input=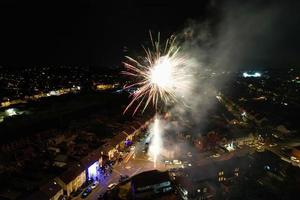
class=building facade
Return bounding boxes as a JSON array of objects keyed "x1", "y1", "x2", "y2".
[{"x1": 55, "y1": 164, "x2": 86, "y2": 196}]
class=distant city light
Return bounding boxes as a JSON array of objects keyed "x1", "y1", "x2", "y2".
[
  {"x1": 243, "y1": 72, "x2": 261, "y2": 78},
  {"x1": 96, "y1": 84, "x2": 115, "y2": 91},
  {"x1": 49, "y1": 91, "x2": 59, "y2": 96}
]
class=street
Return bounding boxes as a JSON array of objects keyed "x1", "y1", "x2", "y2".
[{"x1": 73, "y1": 134, "x2": 167, "y2": 200}]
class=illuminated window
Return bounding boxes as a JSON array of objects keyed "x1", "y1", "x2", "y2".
[
  {"x1": 203, "y1": 188, "x2": 207, "y2": 193},
  {"x1": 88, "y1": 162, "x2": 99, "y2": 178},
  {"x1": 218, "y1": 171, "x2": 224, "y2": 176}
]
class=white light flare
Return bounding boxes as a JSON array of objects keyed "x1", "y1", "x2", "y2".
[
  {"x1": 150, "y1": 56, "x2": 173, "y2": 89},
  {"x1": 122, "y1": 33, "x2": 192, "y2": 115},
  {"x1": 148, "y1": 116, "x2": 162, "y2": 168}
]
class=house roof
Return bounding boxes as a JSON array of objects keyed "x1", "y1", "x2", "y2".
[
  {"x1": 132, "y1": 170, "x2": 170, "y2": 189},
  {"x1": 132, "y1": 121, "x2": 143, "y2": 129},
  {"x1": 110, "y1": 133, "x2": 128, "y2": 147},
  {"x1": 101, "y1": 143, "x2": 115, "y2": 154},
  {"x1": 40, "y1": 180, "x2": 62, "y2": 199},
  {"x1": 25, "y1": 190, "x2": 48, "y2": 200},
  {"x1": 175, "y1": 176, "x2": 195, "y2": 191},
  {"x1": 122, "y1": 126, "x2": 135, "y2": 135},
  {"x1": 187, "y1": 155, "x2": 251, "y2": 181},
  {"x1": 58, "y1": 163, "x2": 85, "y2": 184},
  {"x1": 54, "y1": 154, "x2": 68, "y2": 162},
  {"x1": 80, "y1": 148, "x2": 102, "y2": 168},
  {"x1": 187, "y1": 165, "x2": 218, "y2": 180}
]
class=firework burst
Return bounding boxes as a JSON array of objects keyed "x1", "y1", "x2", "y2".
[{"x1": 122, "y1": 32, "x2": 189, "y2": 115}]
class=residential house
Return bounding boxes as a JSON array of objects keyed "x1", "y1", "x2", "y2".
[
  {"x1": 26, "y1": 180, "x2": 63, "y2": 200},
  {"x1": 80, "y1": 148, "x2": 102, "y2": 181},
  {"x1": 55, "y1": 164, "x2": 86, "y2": 196}
]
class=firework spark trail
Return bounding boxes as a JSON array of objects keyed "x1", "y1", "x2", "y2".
[
  {"x1": 122, "y1": 32, "x2": 190, "y2": 115},
  {"x1": 148, "y1": 116, "x2": 162, "y2": 168}
]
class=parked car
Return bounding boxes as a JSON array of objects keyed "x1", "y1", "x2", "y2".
[
  {"x1": 107, "y1": 183, "x2": 117, "y2": 190},
  {"x1": 119, "y1": 175, "x2": 129, "y2": 183},
  {"x1": 81, "y1": 187, "x2": 92, "y2": 198},
  {"x1": 98, "y1": 192, "x2": 108, "y2": 200},
  {"x1": 97, "y1": 194, "x2": 104, "y2": 200},
  {"x1": 71, "y1": 188, "x2": 82, "y2": 197},
  {"x1": 91, "y1": 181, "x2": 99, "y2": 189}
]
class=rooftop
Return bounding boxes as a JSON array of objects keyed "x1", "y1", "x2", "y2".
[
  {"x1": 39, "y1": 180, "x2": 62, "y2": 199},
  {"x1": 58, "y1": 163, "x2": 84, "y2": 184},
  {"x1": 80, "y1": 147, "x2": 102, "y2": 168},
  {"x1": 132, "y1": 170, "x2": 171, "y2": 189}
]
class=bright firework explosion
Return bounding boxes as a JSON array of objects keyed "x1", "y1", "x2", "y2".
[
  {"x1": 122, "y1": 32, "x2": 189, "y2": 115},
  {"x1": 123, "y1": 33, "x2": 190, "y2": 167}
]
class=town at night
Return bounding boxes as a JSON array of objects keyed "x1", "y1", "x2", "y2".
[{"x1": 0, "y1": 1, "x2": 300, "y2": 200}]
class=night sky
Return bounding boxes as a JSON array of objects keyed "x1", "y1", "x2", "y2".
[{"x1": 0, "y1": 0, "x2": 299, "y2": 69}]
